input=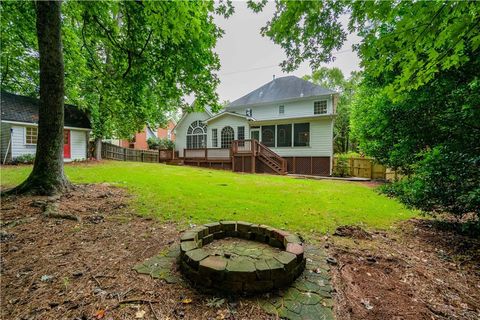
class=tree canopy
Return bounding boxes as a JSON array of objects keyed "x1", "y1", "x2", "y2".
[
  {"x1": 1, "y1": 0, "x2": 229, "y2": 139},
  {"x1": 251, "y1": 0, "x2": 480, "y2": 98}
]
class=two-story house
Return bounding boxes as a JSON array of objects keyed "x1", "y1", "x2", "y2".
[{"x1": 174, "y1": 76, "x2": 337, "y2": 176}]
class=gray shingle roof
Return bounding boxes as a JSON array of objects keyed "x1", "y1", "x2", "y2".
[
  {"x1": 228, "y1": 75, "x2": 336, "y2": 108},
  {"x1": 1, "y1": 91, "x2": 91, "y2": 129}
]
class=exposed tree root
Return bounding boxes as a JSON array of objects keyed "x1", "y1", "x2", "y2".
[
  {"x1": 42, "y1": 201, "x2": 81, "y2": 222},
  {"x1": 2, "y1": 173, "x2": 73, "y2": 197}
]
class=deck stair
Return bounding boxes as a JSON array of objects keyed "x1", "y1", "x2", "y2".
[{"x1": 232, "y1": 139, "x2": 287, "y2": 175}]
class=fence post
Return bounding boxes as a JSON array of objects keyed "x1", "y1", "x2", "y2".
[
  {"x1": 141, "y1": 152, "x2": 144, "y2": 162},
  {"x1": 124, "y1": 148, "x2": 127, "y2": 161},
  {"x1": 370, "y1": 160, "x2": 373, "y2": 179}
]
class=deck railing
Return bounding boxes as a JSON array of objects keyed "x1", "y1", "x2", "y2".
[
  {"x1": 184, "y1": 148, "x2": 231, "y2": 160},
  {"x1": 231, "y1": 139, "x2": 255, "y2": 154},
  {"x1": 183, "y1": 140, "x2": 286, "y2": 174}
]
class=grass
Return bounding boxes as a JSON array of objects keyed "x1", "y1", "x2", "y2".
[{"x1": 0, "y1": 161, "x2": 418, "y2": 235}]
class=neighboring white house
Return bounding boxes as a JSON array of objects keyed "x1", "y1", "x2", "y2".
[
  {"x1": 0, "y1": 92, "x2": 91, "y2": 163},
  {"x1": 174, "y1": 76, "x2": 338, "y2": 176}
]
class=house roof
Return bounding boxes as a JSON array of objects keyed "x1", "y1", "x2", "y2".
[
  {"x1": 1, "y1": 91, "x2": 91, "y2": 129},
  {"x1": 203, "y1": 111, "x2": 254, "y2": 123},
  {"x1": 228, "y1": 75, "x2": 336, "y2": 108},
  {"x1": 173, "y1": 103, "x2": 215, "y2": 131}
]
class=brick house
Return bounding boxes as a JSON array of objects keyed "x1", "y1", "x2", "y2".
[{"x1": 119, "y1": 121, "x2": 176, "y2": 150}]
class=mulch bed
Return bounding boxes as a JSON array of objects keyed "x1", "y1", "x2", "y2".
[
  {"x1": 1, "y1": 183, "x2": 479, "y2": 320},
  {"x1": 0, "y1": 184, "x2": 269, "y2": 320}
]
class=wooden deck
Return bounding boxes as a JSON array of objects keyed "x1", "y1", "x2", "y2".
[
  {"x1": 182, "y1": 140, "x2": 287, "y2": 175},
  {"x1": 100, "y1": 141, "x2": 331, "y2": 176}
]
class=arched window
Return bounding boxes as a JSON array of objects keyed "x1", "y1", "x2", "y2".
[
  {"x1": 186, "y1": 121, "x2": 207, "y2": 149},
  {"x1": 221, "y1": 126, "x2": 234, "y2": 148}
]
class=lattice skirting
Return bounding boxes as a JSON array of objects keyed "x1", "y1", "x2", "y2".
[{"x1": 284, "y1": 157, "x2": 331, "y2": 176}]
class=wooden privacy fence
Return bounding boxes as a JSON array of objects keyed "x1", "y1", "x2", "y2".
[
  {"x1": 333, "y1": 156, "x2": 399, "y2": 180},
  {"x1": 101, "y1": 142, "x2": 175, "y2": 163}
]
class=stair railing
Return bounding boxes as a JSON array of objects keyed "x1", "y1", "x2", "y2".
[{"x1": 254, "y1": 140, "x2": 287, "y2": 174}]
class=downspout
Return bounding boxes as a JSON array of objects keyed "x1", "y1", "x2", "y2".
[{"x1": 3, "y1": 128, "x2": 12, "y2": 165}]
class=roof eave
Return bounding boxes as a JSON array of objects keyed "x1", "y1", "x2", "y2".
[
  {"x1": 203, "y1": 111, "x2": 251, "y2": 124},
  {"x1": 228, "y1": 92, "x2": 337, "y2": 109}
]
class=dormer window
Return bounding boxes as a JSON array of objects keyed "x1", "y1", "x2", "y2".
[
  {"x1": 279, "y1": 105, "x2": 284, "y2": 115},
  {"x1": 246, "y1": 108, "x2": 252, "y2": 117},
  {"x1": 314, "y1": 100, "x2": 327, "y2": 114}
]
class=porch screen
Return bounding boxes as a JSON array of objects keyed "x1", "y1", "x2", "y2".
[
  {"x1": 187, "y1": 120, "x2": 207, "y2": 149},
  {"x1": 294, "y1": 123, "x2": 310, "y2": 146},
  {"x1": 277, "y1": 124, "x2": 292, "y2": 147},
  {"x1": 261, "y1": 125, "x2": 275, "y2": 147}
]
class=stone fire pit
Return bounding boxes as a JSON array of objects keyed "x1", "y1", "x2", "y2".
[{"x1": 179, "y1": 221, "x2": 306, "y2": 294}]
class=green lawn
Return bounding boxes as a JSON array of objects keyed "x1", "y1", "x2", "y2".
[{"x1": 0, "y1": 161, "x2": 417, "y2": 235}]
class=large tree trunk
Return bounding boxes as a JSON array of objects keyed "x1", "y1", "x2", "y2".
[
  {"x1": 94, "y1": 137, "x2": 102, "y2": 160},
  {"x1": 7, "y1": 1, "x2": 71, "y2": 195}
]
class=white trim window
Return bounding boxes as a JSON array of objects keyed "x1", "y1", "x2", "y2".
[
  {"x1": 212, "y1": 128, "x2": 218, "y2": 147},
  {"x1": 25, "y1": 126, "x2": 38, "y2": 145},
  {"x1": 279, "y1": 105, "x2": 285, "y2": 115},
  {"x1": 314, "y1": 100, "x2": 327, "y2": 114},
  {"x1": 221, "y1": 126, "x2": 234, "y2": 148},
  {"x1": 237, "y1": 126, "x2": 245, "y2": 140},
  {"x1": 186, "y1": 120, "x2": 207, "y2": 149}
]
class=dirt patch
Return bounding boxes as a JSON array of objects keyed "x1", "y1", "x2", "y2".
[
  {"x1": 333, "y1": 225, "x2": 372, "y2": 240},
  {"x1": 0, "y1": 184, "x2": 270, "y2": 320},
  {"x1": 328, "y1": 220, "x2": 480, "y2": 320}
]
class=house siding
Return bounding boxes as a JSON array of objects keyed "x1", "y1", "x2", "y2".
[
  {"x1": 70, "y1": 130, "x2": 88, "y2": 160},
  {"x1": 11, "y1": 125, "x2": 37, "y2": 159},
  {"x1": 4, "y1": 124, "x2": 87, "y2": 162},
  {"x1": 0, "y1": 122, "x2": 12, "y2": 162},
  {"x1": 227, "y1": 96, "x2": 334, "y2": 121},
  {"x1": 206, "y1": 115, "x2": 250, "y2": 148},
  {"x1": 174, "y1": 112, "x2": 211, "y2": 157},
  {"x1": 268, "y1": 118, "x2": 333, "y2": 157}
]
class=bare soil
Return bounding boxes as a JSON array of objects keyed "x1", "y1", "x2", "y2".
[
  {"x1": 328, "y1": 221, "x2": 480, "y2": 320},
  {"x1": 1, "y1": 184, "x2": 479, "y2": 320}
]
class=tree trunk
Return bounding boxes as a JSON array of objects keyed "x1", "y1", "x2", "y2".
[
  {"x1": 7, "y1": 1, "x2": 71, "y2": 195},
  {"x1": 95, "y1": 137, "x2": 102, "y2": 160}
]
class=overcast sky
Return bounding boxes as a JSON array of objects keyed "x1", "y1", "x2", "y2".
[{"x1": 212, "y1": 1, "x2": 361, "y2": 103}]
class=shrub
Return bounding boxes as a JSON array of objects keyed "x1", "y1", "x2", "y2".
[
  {"x1": 12, "y1": 154, "x2": 35, "y2": 164},
  {"x1": 380, "y1": 146, "x2": 480, "y2": 221},
  {"x1": 147, "y1": 137, "x2": 160, "y2": 150},
  {"x1": 333, "y1": 154, "x2": 350, "y2": 177},
  {"x1": 147, "y1": 137, "x2": 175, "y2": 150},
  {"x1": 159, "y1": 138, "x2": 175, "y2": 150}
]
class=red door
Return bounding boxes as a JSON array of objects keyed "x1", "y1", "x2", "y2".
[{"x1": 63, "y1": 129, "x2": 71, "y2": 159}]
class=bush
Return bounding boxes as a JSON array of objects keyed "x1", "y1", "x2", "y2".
[
  {"x1": 12, "y1": 154, "x2": 35, "y2": 164},
  {"x1": 333, "y1": 154, "x2": 350, "y2": 177},
  {"x1": 380, "y1": 146, "x2": 480, "y2": 221},
  {"x1": 147, "y1": 137, "x2": 175, "y2": 150}
]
